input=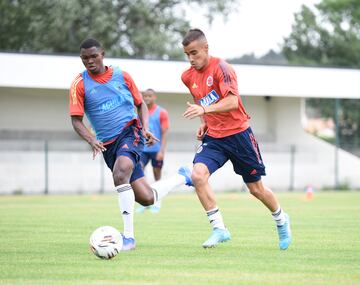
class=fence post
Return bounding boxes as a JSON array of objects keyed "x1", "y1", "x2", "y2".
[
  {"x1": 100, "y1": 157, "x2": 105, "y2": 194},
  {"x1": 289, "y1": 144, "x2": 296, "y2": 191},
  {"x1": 334, "y1": 98, "x2": 340, "y2": 190},
  {"x1": 44, "y1": 140, "x2": 49, "y2": 195}
]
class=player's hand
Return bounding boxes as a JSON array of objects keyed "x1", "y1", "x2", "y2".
[
  {"x1": 197, "y1": 123, "x2": 208, "y2": 141},
  {"x1": 156, "y1": 150, "x2": 164, "y2": 161},
  {"x1": 143, "y1": 129, "x2": 159, "y2": 146},
  {"x1": 89, "y1": 138, "x2": 107, "y2": 160},
  {"x1": 183, "y1": 102, "x2": 205, "y2": 119}
]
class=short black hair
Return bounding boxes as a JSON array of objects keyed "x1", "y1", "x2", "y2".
[
  {"x1": 79, "y1": 38, "x2": 102, "y2": 50},
  {"x1": 182, "y1": 29, "x2": 207, "y2": 46},
  {"x1": 145, "y1": 88, "x2": 155, "y2": 93}
]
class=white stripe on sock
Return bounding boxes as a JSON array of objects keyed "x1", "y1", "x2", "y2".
[
  {"x1": 116, "y1": 184, "x2": 135, "y2": 238},
  {"x1": 272, "y1": 207, "x2": 286, "y2": 226},
  {"x1": 151, "y1": 173, "x2": 185, "y2": 202},
  {"x1": 206, "y1": 207, "x2": 226, "y2": 230}
]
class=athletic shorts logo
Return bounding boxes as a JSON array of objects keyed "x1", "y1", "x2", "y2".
[
  {"x1": 206, "y1": 76, "x2": 213, "y2": 87},
  {"x1": 196, "y1": 143, "x2": 207, "y2": 153}
]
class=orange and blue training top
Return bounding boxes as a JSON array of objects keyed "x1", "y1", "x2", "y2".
[
  {"x1": 143, "y1": 104, "x2": 169, "y2": 153},
  {"x1": 69, "y1": 66, "x2": 142, "y2": 143},
  {"x1": 181, "y1": 56, "x2": 250, "y2": 138}
]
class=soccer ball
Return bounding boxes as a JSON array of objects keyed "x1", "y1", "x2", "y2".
[{"x1": 89, "y1": 226, "x2": 123, "y2": 259}]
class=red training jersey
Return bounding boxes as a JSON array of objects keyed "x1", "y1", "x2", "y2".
[
  {"x1": 181, "y1": 56, "x2": 250, "y2": 138},
  {"x1": 69, "y1": 66, "x2": 142, "y2": 116}
]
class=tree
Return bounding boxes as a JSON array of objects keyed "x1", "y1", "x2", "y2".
[
  {"x1": 306, "y1": 98, "x2": 360, "y2": 156},
  {"x1": 0, "y1": 0, "x2": 238, "y2": 59},
  {"x1": 282, "y1": 0, "x2": 360, "y2": 156},
  {"x1": 282, "y1": 0, "x2": 360, "y2": 67},
  {"x1": 228, "y1": 50, "x2": 288, "y2": 65}
]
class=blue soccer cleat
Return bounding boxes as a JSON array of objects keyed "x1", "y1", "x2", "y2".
[
  {"x1": 136, "y1": 206, "x2": 146, "y2": 214},
  {"x1": 178, "y1": 166, "x2": 193, "y2": 186},
  {"x1": 149, "y1": 205, "x2": 161, "y2": 214},
  {"x1": 277, "y1": 213, "x2": 292, "y2": 250},
  {"x1": 136, "y1": 205, "x2": 161, "y2": 214},
  {"x1": 121, "y1": 235, "x2": 136, "y2": 251},
  {"x1": 202, "y1": 228, "x2": 231, "y2": 248}
]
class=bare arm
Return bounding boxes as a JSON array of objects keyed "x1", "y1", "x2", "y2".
[
  {"x1": 71, "y1": 116, "x2": 106, "y2": 159},
  {"x1": 183, "y1": 93, "x2": 239, "y2": 119},
  {"x1": 136, "y1": 99, "x2": 159, "y2": 145},
  {"x1": 156, "y1": 127, "x2": 168, "y2": 160},
  {"x1": 137, "y1": 99, "x2": 149, "y2": 132},
  {"x1": 160, "y1": 127, "x2": 168, "y2": 154}
]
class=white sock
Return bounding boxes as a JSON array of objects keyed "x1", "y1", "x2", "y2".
[
  {"x1": 207, "y1": 208, "x2": 226, "y2": 230},
  {"x1": 272, "y1": 207, "x2": 286, "y2": 226},
  {"x1": 116, "y1": 184, "x2": 135, "y2": 238},
  {"x1": 151, "y1": 173, "x2": 186, "y2": 202}
]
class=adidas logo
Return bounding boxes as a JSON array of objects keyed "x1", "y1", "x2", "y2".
[
  {"x1": 122, "y1": 211, "x2": 130, "y2": 215},
  {"x1": 250, "y1": 169, "x2": 257, "y2": 175}
]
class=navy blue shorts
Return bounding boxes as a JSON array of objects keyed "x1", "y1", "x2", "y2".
[
  {"x1": 140, "y1": 152, "x2": 164, "y2": 169},
  {"x1": 102, "y1": 124, "x2": 145, "y2": 183},
  {"x1": 193, "y1": 127, "x2": 266, "y2": 183}
]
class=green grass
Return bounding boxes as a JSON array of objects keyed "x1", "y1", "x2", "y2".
[{"x1": 0, "y1": 192, "x2": 360, "y2": 285}]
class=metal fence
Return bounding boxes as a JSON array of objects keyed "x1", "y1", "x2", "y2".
[{"x1": 0, "y1": 138, "x2": 359, "y2": 195}]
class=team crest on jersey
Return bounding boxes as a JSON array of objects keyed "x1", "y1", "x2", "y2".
[
  {"x1": 199, "y1": 90, "x2": 220, "y2": 107},
  {"x1": 206, "y1": 76, "x2": 213, "y2": 87}
]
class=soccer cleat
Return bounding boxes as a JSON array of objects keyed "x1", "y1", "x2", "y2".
[
  {"x1": 136, "y1": 206, "x2": 146, "y2": 214},
  {"x1": 202, "y1": 228, "x2": 231, "y2": 248},
  {"x1": 277, "y1": 213, "x2": 292, "y2": 250},
  {"x1": 121, "y1": 235, "x2": 136, "y2": 251},
  {"x1": 149, "y1": 205, "x2": 161, "y2": 214},
  {"x1": 178, "y1": 166, "x2": 193, "y2": 186}
]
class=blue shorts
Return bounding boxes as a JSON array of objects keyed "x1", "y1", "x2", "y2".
[
  {"x1": 193, "y1": 127, "x2": 266, "y2": 183},
  {"x1": 102, "y1": 124, "x2": 145, "y2": 183},
  {"x1": 140, "y1": 152, "x2": 164, "y2": 169}
]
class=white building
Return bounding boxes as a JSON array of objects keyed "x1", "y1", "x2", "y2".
[{"x1": 0, "y1": 52, "x2": 359, "y2": 194}]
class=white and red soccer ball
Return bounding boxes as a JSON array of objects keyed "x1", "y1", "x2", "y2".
[{"x1": 89, "y1": 226, "x2": 123, "y2": 260}]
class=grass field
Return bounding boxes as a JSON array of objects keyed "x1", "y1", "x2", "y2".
[{"x1": 0, "y1": 192, "x2": 359, "y2": 285}]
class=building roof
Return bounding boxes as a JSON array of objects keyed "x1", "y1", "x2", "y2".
[{"x1": 0, "y1": 52, "x2": 359, "y2": 98}]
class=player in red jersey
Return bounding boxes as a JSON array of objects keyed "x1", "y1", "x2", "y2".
[{"x1": 181, "y1": 29, "x2": 292, "y2": 249}]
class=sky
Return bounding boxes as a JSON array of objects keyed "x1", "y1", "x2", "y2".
[{"x1": 186, "y1": 0, "x2": 320, "y2": 59}]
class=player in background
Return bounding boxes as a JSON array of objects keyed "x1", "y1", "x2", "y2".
[
  {"x1": 69, "y1": 38, "x2": 192, "y2": 251},
  {"x1": 137, "y1": 88, "x2": 169, "y2": 213},
  {"x1": 181, "y1": 29, "x2": 292, "y2": 249}
]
